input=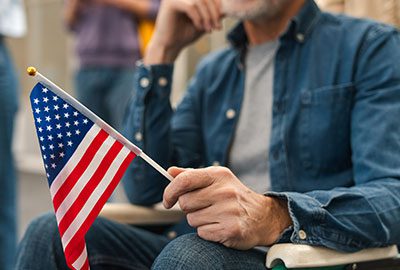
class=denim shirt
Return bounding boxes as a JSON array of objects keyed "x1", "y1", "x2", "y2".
[{"x1": 123, "y1": 0, "x2": 400, "y2": 251}]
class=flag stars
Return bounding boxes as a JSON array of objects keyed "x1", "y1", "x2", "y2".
[
  {"x1": 40, "y1": 136, "x2": 44, "y2": 142},
  {"x1": 35, "y1": 108, "x2": 41, "y2": 114},
  {"x1": 45, "y1": 164, "x2": 48, "y2": 169},
  {"x1": 49, "y1": 144, "x2": 55, "y2": 150},
  {"x1": 53, "y1": 96, "x2": 59, "y2": 101},
  {"x1": 46, "y1": 125, "x2": 53, "y2": 131},
  {"x1": 73, "y1": 111, "x2": 78, "y2": 117},
  {"x1": 58, "y1": 143, "x2": 64, "y2": 148},
  {"x1": 43, "y1": 155, "x2": 47, "y2": 160},
  {"x1": 74, "y1": 120, "x2": 79, "y2": 126},
  {"x1": 43, "y1": 97, "x2": 49, "y2": 103},
  {"x1": 33, "y1": 98, "x2": 39, "y2": 105},
  {"x1": 36, "y1": 117, "x2": 42, "y2": 124},
  {"x1": 65, "y1": 122, "x2": 71, "y2": 128},
  {"x1": 50, "y1": 154, "x2": 55, "y2": 159},
  {"x1": 67, "y1": 141, "x2": 73, "y2": 147},
  {"x1": 83, "y1": 119, "x2": 88, "y2": 124},
  {"x1": 38, "y1": 127, "x2": 43, "y2": 133},
  {"x1": 47, "y1": 173, "x2": 50, "y2": 177},
  {"x1": 54, "y1": 105, "x2": 59, "y2": 111},
  {"x1": 55, "y1": 114, "x2": 61, "y2": 120},
  {"x1": 63, "y1": 103, "x2": 69, "y2": 109},
  {"x1": 41, "y1": 145, "x2": 46, "y2": 151},
  {"x1": 51, "y1": 163, "x2": 56, "y2": 169},
  {"x1": 59, "y1": 152, "x2": 65, "y2": 158},
  {"x1": 56, "y1": 124, "x2": 62, "y2": 129},
  {"x1": 44, "y1": 106, "x2": 50, "y2": 112},
  {"x1": 47, "y1": 135, "x2": 53, "y2": 141},
  {"x1": 75, "y1": 129, "x2": 81, "y2": 135},
  {"x1": 57, "y1": 133, "x2": 63, "y2": 139},
  {"x1": 64, "y1": 112, "x2": 70, "y2": 118},
  {"x1": 45, "y1": 116, "x2": 51, "y2": 122},
  {"x1": 66, "y1": 132, "x2": 72, "y2": 137},
  {"x1": 42, "y1": 87, "x2": 49, "y2": 93}
]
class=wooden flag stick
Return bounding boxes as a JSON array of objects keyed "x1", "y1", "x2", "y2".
[{"x1": 27, "y1": 66, "x2": 174, "y2": 182}]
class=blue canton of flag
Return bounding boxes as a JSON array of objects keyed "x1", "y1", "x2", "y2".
[{"x1": 31, "y1": 83, "x2": 93, "y2": 185}]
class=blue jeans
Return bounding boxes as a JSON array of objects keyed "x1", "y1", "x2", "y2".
[
  {"x1": 75, "y1": 67, "x2": 135, "y2": 131},
  {"x1": 0, "y1": 37, "x2": 18, "y2": 270},
  {"x1": 15, "y1": 214, "x2": 267, "y2": 269}
]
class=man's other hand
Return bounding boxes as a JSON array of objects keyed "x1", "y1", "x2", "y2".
[
  {"x1": 144, "y1": 0, "x2": 224, "y2": 65},
  {"x1": 163, "y1": 166, "x2": 293, "y2": 250}
]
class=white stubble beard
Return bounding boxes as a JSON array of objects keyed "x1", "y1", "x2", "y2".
[{"x1": 221, "y1": 0, "x2": 289, "y2": 20}]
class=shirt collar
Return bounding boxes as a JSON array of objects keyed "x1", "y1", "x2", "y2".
[{"x1": 227, "y1": 0, "x2": 321, "y2": 48}]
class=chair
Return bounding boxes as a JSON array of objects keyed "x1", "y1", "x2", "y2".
[{"x1": 99, "y1": 203, "x2": 399, "y2": 270}]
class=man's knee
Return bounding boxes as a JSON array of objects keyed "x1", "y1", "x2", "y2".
[
  {"x1": 152, "y1": 233, "x2": 225, "y2": 269},
  {"x1": 22, "y1": 213, "x2": 60, "y2": 248}
]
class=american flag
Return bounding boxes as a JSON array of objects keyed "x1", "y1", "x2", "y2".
[{"x1": 30, "y1": 82, "x2": 136, "y2": 270}]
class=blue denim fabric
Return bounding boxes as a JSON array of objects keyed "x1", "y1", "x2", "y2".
[
  {"x1": 15, "y1": 214, "x2": 265, "y2": 269},
  {"x1": 0, "y1": 37, "x2": 18, "y2": 269},
  {"x1": 152, "y1": 234, "x2": 266, "y2": 270},
  {"x1": 15, "y1": 213, "x2": 170, "y2": 269},
  {"x1": 123, "y1": 0, "x2": 400, "y2": 251},
  {"x1": 74, "y1": 67, "x2": 135, "y2": 131}
]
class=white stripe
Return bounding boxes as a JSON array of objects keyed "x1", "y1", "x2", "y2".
[
  {"x1": 50, "y1": 125, "x2": 101, "y2": 196},
  {"x1": 55, "y1": 136, "x2": 116, "y2": 224},
  {"x1": 72, "y1": 244, "x2": 88, "y2": 270},
  {"x1": 61, "y1": 147, "x2": 130, "y2": 249}
]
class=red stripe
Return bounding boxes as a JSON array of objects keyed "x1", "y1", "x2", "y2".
[
  {"x1": 58, "y1": 141, "x2": 123, "y2": 236},
  {"x1": 52, "y1": 129, "x2": 108, "y2": 211},
  {"x1": 65, "y1": 239, "x2": 85, "y2": 270},
  {"x1": 64, "y1": 152, "x2": 135, "y2": 262}
]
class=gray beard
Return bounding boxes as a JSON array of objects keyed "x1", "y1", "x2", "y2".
[{"x1": 221, "y1": 0, "x2": 289, "y2": 20}]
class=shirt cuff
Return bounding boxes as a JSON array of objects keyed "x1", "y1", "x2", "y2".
[
  {"x1": 265, "y1": 191, "x2": 326, "y2": 246},
  {"x1": 135, "y1": 60, "x2": 174, "y2": 101}
]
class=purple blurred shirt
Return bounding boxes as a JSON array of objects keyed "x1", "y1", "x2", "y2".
[{"x1": 69, "y1": 1, "x2": 160, "y2": 68}]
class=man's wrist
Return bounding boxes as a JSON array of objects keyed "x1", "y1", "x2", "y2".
[
  {"x1": 259, "y1": 196, "x2": 292, "y2": 246},
  {"x1": 143, "y1": 42, "x2": 181, "y2": 65}
]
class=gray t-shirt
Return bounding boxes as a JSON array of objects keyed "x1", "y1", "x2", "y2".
[{"x1": 229, "y1": 40, "x2": 279, "y2": 194}]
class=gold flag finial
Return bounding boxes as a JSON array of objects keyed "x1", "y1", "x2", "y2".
[{"x1": 27, "y1": 66, "x2": 37, "y2": 76}]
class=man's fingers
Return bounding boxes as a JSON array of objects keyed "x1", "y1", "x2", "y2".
[
  {"x1": 197, "y1": 223, "x2": 223, "y2": 243},
  {"x1": 195, "y1": 0, "x2": 213, "y2": 31},
  {"x1": 163, "y1": 168, "x2": 214, "y2": 209},
  {"x1": 178, "y1": 188, "x2": 213, "y2": 213},
  {"x1": 204, "y1": 0, "x2": 222, "y2": 29},
  {"x1": 167, "y1": 166, "x2": 187, "y2": 178}
]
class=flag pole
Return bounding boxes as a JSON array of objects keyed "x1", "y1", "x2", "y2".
[{"x1": 27, "y1": 66, "x2": 173, "y2": 182}]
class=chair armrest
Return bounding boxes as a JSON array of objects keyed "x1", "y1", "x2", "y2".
[
  {"x1": 266, "y1": 243, "x2": 398, "y2": 268},
  {"x1": 99, "y1": 203, "x2": 185, "y2": 225}
]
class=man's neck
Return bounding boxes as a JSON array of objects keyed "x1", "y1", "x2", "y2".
[{"x1": 244, "y1": 0, "x2": 306, "y2": 45}]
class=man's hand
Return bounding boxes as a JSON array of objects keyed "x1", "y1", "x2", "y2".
[
  {"x1": 163, "y1": 166, "x2": 293, "y2": 250},
  {"x1": 144, "y1": 0, "x2": 224, "y2": 65}
]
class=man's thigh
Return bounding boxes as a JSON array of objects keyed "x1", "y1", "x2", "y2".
[
  {"x1": 16, "y1": 213, "x2": 170, "y2": 270},
  {"x1": 153, "y1": 233, "x2": 267, "y2": 270}
]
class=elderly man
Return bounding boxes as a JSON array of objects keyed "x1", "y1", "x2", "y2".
[{"x1": 16, "y1": 0, "x2": 400, "y2": 269}]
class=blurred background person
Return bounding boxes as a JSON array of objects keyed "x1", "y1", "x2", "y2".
[
  {"x1": 64, "y1": 0, "x2": 160, "y2": 131},
  {"x1": 0, "y1": 0, "x2": 26, "y2": 268}
]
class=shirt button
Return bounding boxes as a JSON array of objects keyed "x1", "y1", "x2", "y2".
[
  {"x1": 167, "y1": 231, "x2": 177, "y2": 239},
  {"x1": 298, "y1": 229, "x2": 307, "y2": 240},
  {"x1": 158, "y1": 77, "x2": 168, "y2": 87},
  {"x1": 134, "y1": 132, "x2": 143, "y2": 141},
  {"x1": 212, "y1": 161, "x2": 220, "y2": 166},
  {"x1": 226, "y1": 109, "x2": 236, "y2": 119},
  {"x1": 140, "y1": 77, "x2": 150, "y2": 88},
  {"x1": 296, "y1": 33, "x2": 305, "y2": 42}
]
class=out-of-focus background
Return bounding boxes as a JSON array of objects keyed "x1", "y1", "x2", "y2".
[{"x1": 2, "y1": 0, "x2": 400, "y2": 252}]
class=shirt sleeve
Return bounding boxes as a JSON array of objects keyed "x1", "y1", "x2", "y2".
[
  {"x1": 122, "y1": 61, "x2": 206, "y2": 205},
  {"x1": 268, "y1": 26, "x2": 400, "y2": 252}
]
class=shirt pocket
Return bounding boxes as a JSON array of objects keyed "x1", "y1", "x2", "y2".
[{"x1": 298, "y1": 83, "x2": 354, "y2": 176}]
